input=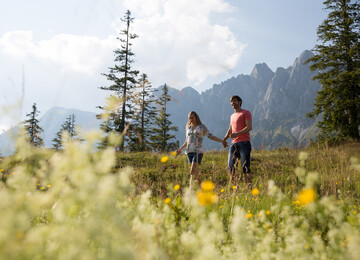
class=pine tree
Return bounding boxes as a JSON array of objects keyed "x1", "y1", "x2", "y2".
[
  {"x1": 52, "y1": 114, "x2": 83, "y2": 150},
  {"x1": 150, "y1": 84, "x2": 179, "y2": 152},
  {"x1": 23, "y1": 103, "x2": 44, "y2": 147},
  {"x1": 99, "y1": 10, "x2": 139, "y2": 150},
  {"x1": 306, "y1": 0, "x2": 360, "y2": 140},
  {"x1": 128, "y1": 73, "x2": 157, "y2": 151}
]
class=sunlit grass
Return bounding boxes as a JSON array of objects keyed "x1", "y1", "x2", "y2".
[{"x1": 0, "y1": 134, "x2": 359, "y2": 259}]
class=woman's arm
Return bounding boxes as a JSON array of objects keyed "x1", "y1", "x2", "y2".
[
  {"x1": 176, "y1": 141, "x2": 187, "y2": 155},
  {"x1": 205, "y1": 124, "x2": 228, "y2": 145},
  {"x1": 208, "y1": 135, "x2": 225, "y2": 143}
]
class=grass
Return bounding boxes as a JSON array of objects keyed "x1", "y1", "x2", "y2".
[
  {"x1": 114, "y1": 141, "x2": 360, "y2": 206},
  {"x1": 0, "y1": 137, "x2": 359, "y2": 259}
]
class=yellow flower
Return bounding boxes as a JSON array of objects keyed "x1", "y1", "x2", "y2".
[
  {"x1": 0, "y1": 169, "x2": 4, "y2": 172},
  {"x1": 296, "y1": 188, "x2": 316, "y2": 205},
  {"x1": 232, "y1": 185, "x2": 237, "y2": 190},
  {"x1": 171, "y1": 151, "x2": 177, "y2": 156},
  {"x1": 47, "y1": 184, "x2": 51, "y2": 188},
  {"x1": 197, "y1": 191, "x2": 218, "y2": 206},
  {"x1": 164, "y1": 198, "x2": 171, "y2": 204},
  {"x1": 246, "y1": 213, "x2": 253, "y2": 218},
  {"x1": 353, "y1": 211, "x2": 357, "y2": 215},
  {"x1": 220, "y1": 189, "x2": 224, "y2": 193},
  {"x1": 219, "y1": 205, "x2": 223, "y2": 208},
  {"x1": 160, "y1": 156, "x2": 169, "y2": 163},
  {"x1": 174, "y1": 184, "x2": 180, "y2": 191},
  {"x1": 266, "y1": 210, "x2": 271, "y2": 215},
  {"x1": 40, "y1": 187, "x2": 45, "y2": 190},
  {"x1": 201, "y1": 181, "x2": 214, "y2": 191},
  {"x1": 251, "y1": 188, "x2": 259, "y2": 196}
]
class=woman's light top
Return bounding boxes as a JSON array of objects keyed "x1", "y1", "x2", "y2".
[{"x1": 185, "y1": 124, "x2": 215, "y2": 154}]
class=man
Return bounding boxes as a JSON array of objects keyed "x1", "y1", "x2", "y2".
[{"x1": 223, "y1": 95, "x2": 253, "y2": 186}]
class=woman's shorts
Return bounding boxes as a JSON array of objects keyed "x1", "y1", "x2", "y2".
[{"x1": 187, "y1": 152, "x2": 203, "y2": 164}]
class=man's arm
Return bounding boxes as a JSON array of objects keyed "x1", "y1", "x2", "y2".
[
  {"x1": 230, "y1": 119, "x2": 252, "y2": 138},
  {"x1": 223, "y1": 125, "x2": 232, "y2": 148}
]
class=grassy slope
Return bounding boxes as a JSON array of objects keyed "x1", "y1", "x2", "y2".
[{"x1": 116, "y1": 141, "x2": 360, "y2": 205}]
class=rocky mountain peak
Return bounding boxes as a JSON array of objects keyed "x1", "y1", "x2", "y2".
[{"x1": 250, "y1": 63, "x2": 274, "y2": 79}]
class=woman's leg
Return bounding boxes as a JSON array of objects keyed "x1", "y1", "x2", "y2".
[{"x1": 190, "y1": 162, "x2": 201, "y2": 184}]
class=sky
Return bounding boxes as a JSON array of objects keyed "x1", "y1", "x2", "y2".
[{"x1": 0, "y1": 0, "x2": 328, "y2": 132}]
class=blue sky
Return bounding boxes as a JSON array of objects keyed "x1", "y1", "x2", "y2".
[{"x1": 0, "y1": 0, "x2": 327, "y2": 131}]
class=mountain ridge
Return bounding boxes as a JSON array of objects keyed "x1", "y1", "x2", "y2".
[{"x1": 0, "y1": 50, "x2": 320, "y2": 155}]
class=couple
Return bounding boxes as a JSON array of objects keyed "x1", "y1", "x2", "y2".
[{"x1": 176, "y1": 95, "x2": 253, "y2": 186}]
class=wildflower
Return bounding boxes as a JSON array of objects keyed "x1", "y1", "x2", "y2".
[
  {"x1": 296, "y1": 188, "x2": 316, "y2": 205},
  {"x1": 16, "y1": 231, "x2": 24, "y2": 239},
  {"x1": 171, "y1": 151, "x2": 177, "y2": 156},
  {"x1": 299, "y1": 152, "x2": 308, "y2": 161},
  {"x1": 47, "y1": 184, "x2": 51, "y2": 188},
  {"x1": 0, "y1": 169, "x2": 4, "y2": 172},
  {"x1": 174, "y1": 184, "x2": 180, "y2": 191},
  {"x1": 40, "y1": 187, "x2": 45, "y2": 190},
  {"x1": 251, "y1": 188, "x2": 259, "y2": 196},
  {"x1": 232, "y1": 185, "x2": 237, "y2": 190},
  {"x1": 201, "y1": 181, "x2": 214, "y2": 191},
  {"x1": 353, "y1": 211, "x2": 357, "y2": 215},
  {"x1": 220, "y1": 189, "x2": 224, "y2": 193},
  {"x1": 164, "y1": 198, "x2": 171, "y2": 204},
  {"x1": 246, "y1": 213, "x2": 253, "y2": 218},
  {"x1": 161, "y1": 156, "x2": 169, "y2": 163},
  {"x1": 266, "y1": 210, "x2": 271, "y2": 215},
  {"x1": 197, "y1": 191, "x2": 218, "y2": 206},
  {"x1": 220, "y1": 205, "x2": 223, "y2": 209}
]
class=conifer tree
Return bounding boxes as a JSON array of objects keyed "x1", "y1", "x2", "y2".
[
  {"x1": 128, "y1": 73, "x2": 157, "y2": 151},
  {"x1": 99, "y1": 10, "x2": 139, "y2": 150},
  {"x1": 52, "y1": 114, "x2": 83, "y2": 150},
  {"x1": 306, "y1": 0, "x2": 360, "y2": 140},
  {"x1": 150, "y1": 84, "x2": 178, "y2": 152},
  {"x1": 23, "y1": 103, "x2": 43, "y2": 147}
]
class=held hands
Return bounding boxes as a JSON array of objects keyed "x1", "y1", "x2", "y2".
[{"x1": 222, "y1": 139, "x2": 228, "y2": 148}]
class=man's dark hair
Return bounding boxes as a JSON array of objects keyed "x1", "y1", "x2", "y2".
[{"x1": 230, "y1": 95, "x2": 242, "y2": 106}]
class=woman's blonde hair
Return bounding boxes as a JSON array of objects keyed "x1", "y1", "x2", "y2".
[{"x1": 186, "y1": 111, "x2": 202, "y2": 129}]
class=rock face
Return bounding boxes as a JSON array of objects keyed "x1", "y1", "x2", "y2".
[{"x1": 165, "y1": 50, "x2": 321, "y2": 150}]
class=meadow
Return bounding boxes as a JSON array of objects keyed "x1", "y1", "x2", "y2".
[{"x1": 0, "y1": 132, "x2": 359, "y2": 259}]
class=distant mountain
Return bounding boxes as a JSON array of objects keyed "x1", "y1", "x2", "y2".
[
  {"x1": 0, "y1": 107, "x2": 100, "y2": 156},
  {"x1": 163, "y1": 50, "x2": 321, "y2": 150},
  {"x1": 0, "y1": 50, "x2": 321, "y2": 155}
]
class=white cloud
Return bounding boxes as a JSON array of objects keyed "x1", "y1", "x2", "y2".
[
  {"x1": 0, "y1": 31, "x2": 117, "y2": 75},
  {"x1": 0, "y1": 0, "x2": 246, "y2": 90},
  {"x1": 120, "y1": 0, "x2": 246, "y2": 87}
]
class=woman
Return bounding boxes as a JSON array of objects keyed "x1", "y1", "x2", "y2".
[{"x1": 176, "y1": 111, "x2": 225, "y2": 185}]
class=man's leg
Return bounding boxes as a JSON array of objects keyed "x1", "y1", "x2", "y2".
[
  {"x1": 228, "y1": 143, "x2": 239, "y2": 183},
  {"x1": 238, "y1": 141, "x2": 252, "y2": 187}
]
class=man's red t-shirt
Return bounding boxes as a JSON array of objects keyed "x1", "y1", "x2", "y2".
[{"x1": 230, "y1": 109, "x2": 252, "y2": 143}]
